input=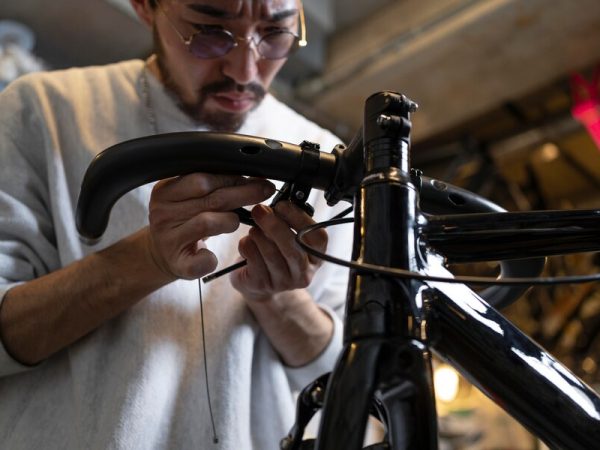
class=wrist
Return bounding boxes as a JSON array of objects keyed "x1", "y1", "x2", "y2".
[
  {"x1": 99, "y1": 228, "x2": 177, "y2": 298},
  {"x1": 245, "y1": 289, "x2": 334, "y2": 367},
  {"x1": 140, "y1": 227, "x2": 178, "y2": 284}
]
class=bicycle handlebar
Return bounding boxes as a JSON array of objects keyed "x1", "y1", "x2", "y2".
[{"x1": 76, "y1": 132, "x2": 337, "y2": 242}]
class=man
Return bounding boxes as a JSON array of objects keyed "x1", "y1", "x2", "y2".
[{"x1": 0, "y1": 1, "x2": 351, "y2": 448}]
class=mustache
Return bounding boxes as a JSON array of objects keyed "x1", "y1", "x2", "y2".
[{"x1": 201, "y1": 77, "x2": 266, "y2": 100}]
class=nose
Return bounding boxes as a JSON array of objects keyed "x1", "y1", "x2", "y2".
[{"x1": 221, "y1": 39, "x2": 260, "y2": 86}]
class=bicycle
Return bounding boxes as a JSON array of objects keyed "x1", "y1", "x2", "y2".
[{"x1": 76, "y1": 91, "x2": 600, "y2": 449}]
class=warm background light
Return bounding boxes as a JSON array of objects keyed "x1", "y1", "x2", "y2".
[{"x1": 434, "y1": 364, "x2": 460, "y2": 403}]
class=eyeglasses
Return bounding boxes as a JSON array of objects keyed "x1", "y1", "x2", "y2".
[{"x1": 159, "y1": 2, "x2": 307, "y2": 60}]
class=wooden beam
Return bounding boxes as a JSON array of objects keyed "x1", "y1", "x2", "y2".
[{"x1": 299, "y1": 0, "x2": 600, "y2": 141}]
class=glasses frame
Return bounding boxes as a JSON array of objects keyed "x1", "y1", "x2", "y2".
[{"x1": 158, "y1": 1, "x2": 308, "y2": 60}]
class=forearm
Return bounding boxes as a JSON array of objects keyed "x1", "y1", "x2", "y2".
[
  {"x1": 246, "y1": 289, "x2": 334, "y2": 367},
  {"x1": 0, "y1": 227, "x2": 174, "y2": 365}
]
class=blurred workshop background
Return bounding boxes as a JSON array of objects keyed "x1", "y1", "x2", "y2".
[{"x1": 1, "y1": 0, "x2": 599, "y2": 448}]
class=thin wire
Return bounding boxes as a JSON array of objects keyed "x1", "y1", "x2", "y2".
[
  {"x1": 296, "y1": 217, "x2": 600, "y2": 286},
  {"x1": 198, "y1": 279, "x2": 219, "y2": 444},
  {"x1": 331, "y1": 204, "x2": 354, "y2": 220},
  {"x1": 146, "y1": 61, "x2": 220, "y2": 444}
]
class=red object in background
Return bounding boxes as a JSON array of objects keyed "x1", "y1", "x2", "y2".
[{"x1": 571, "y1": 67, "x2": 600, "y2": 151}]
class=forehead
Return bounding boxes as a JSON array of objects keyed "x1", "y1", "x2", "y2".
[{"x1": 179, "y1": 0, "x2": 298, "y2": 19}]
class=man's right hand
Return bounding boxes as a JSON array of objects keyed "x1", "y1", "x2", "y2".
[
  {"x1": 0, "y1": 173, "x2": 274, "y2": 367},
  {"x1": 146, "y1": 173, "x2": 275, "y2": 280}
]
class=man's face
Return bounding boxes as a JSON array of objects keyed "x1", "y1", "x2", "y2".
[{"x1": 152, "y1": 0, "x2": 299, "y2": 131}]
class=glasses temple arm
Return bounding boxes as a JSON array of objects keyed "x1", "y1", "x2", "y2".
[{"x1": 298, "y1": 1, "x2": 307, "y2": 47}]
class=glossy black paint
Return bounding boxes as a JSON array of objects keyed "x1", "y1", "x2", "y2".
[
  {"x1": 424, "y1": 209, "x2": 600, "y2": 262},
  {"x1": 344, "y1": 176, "x2": 420, "y2": 339},
  {"x1": 316, "y1": 338, "x2": 437, "y2": 450},
  {"x1": 426, "y1": 263, "x2": 600, "y2": 449},
  {"x1": 316, "y1": 92, "x2": 437, "y2": 450}
]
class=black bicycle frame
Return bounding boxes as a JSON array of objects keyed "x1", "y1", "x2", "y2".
[
  {"x1": 76, "y1": 91, "x2": 600, "y2": 449},
  {"x1": 314, "y1": 92, "x2": 600, "y2": 450}
]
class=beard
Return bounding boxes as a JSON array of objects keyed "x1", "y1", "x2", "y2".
[{"x1": 153, "y1": 27, "x2": 266, "y2": 132}]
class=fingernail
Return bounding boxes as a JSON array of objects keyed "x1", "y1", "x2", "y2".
[{"x1": 253, "y1": 204, "x2": 270, "y2": 219}]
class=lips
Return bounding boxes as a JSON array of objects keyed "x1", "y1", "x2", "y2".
[{"x1": 210, "y1": 92, "x2": 256, "y2": 113}]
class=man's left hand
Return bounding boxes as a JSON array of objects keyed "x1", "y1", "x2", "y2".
[{"x1": 230, "y1": 201, "x2": 327, "y2": 302}]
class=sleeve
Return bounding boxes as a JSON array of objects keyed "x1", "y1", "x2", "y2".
[{"x1": 0, "y1": 76, "x2": 61, "y2": 376}]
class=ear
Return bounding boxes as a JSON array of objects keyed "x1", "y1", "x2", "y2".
[{"x1": 130, "y1": 0, "x2": 156, "y2": 28}]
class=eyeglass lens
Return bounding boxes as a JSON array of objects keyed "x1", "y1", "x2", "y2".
[{"x1": 188, "y1": 29, "x2": 297, "y2": 60}]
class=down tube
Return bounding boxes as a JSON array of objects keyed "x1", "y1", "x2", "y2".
[{"x1": 427, "y1": 280, "x2": 600, "y2": 449}]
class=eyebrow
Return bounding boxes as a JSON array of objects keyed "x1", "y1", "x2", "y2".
[
  {"x1": 186, "y1": 4, "x2": 298, "y2": 22},
  {"x1": 186, "y1": 4, "x2": 238, "y2": 19},
  {"x1": 268, "y1": 9, "x2": 298, "y2": 23}
]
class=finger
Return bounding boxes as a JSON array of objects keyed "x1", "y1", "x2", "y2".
[
  {"x1": 236, "y1": 235, "x2": 271, "y2": 290},
  {"x1": 151, "y1": 182, "x2": 273, "y2": 226},
  {"x1": 274, "y1": 201, "x2": 328, "y2": 256},
  {"x1": 157, "y1": 178, "x2": 274, "y2": 214},
  {"x1": 152, "y1": 173, "x2": 241, "y2": 201},
  {"x1": 150, "y1": 180, "x2": 275, "y2": 230},
  {"x1": 186, "y1": 180, "x2": 275, "y2": 214},
  {"x1": 154, "y1": 173, "x2": 272, "y2": 202},
  {"x1": 177, "y1": 245, "x2": 219, "y2": 279},
  {"x1": 251, "y1": 204, "x2": 308, "y2": 276},
  {"x1": 247, "y1": 227, "x2": 291, "y2": 286},
  {"x1": 175, "y1": 211, "x2": 240, "y2": 246}
]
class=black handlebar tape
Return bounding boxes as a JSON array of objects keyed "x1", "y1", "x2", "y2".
[{"x1": 76, "y1": 132, "x2": 336, "y2": 242}]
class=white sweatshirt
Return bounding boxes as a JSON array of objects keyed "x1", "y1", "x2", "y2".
[{"x1": 0, "y1": 60, "x2": 352, "y2": 449}]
